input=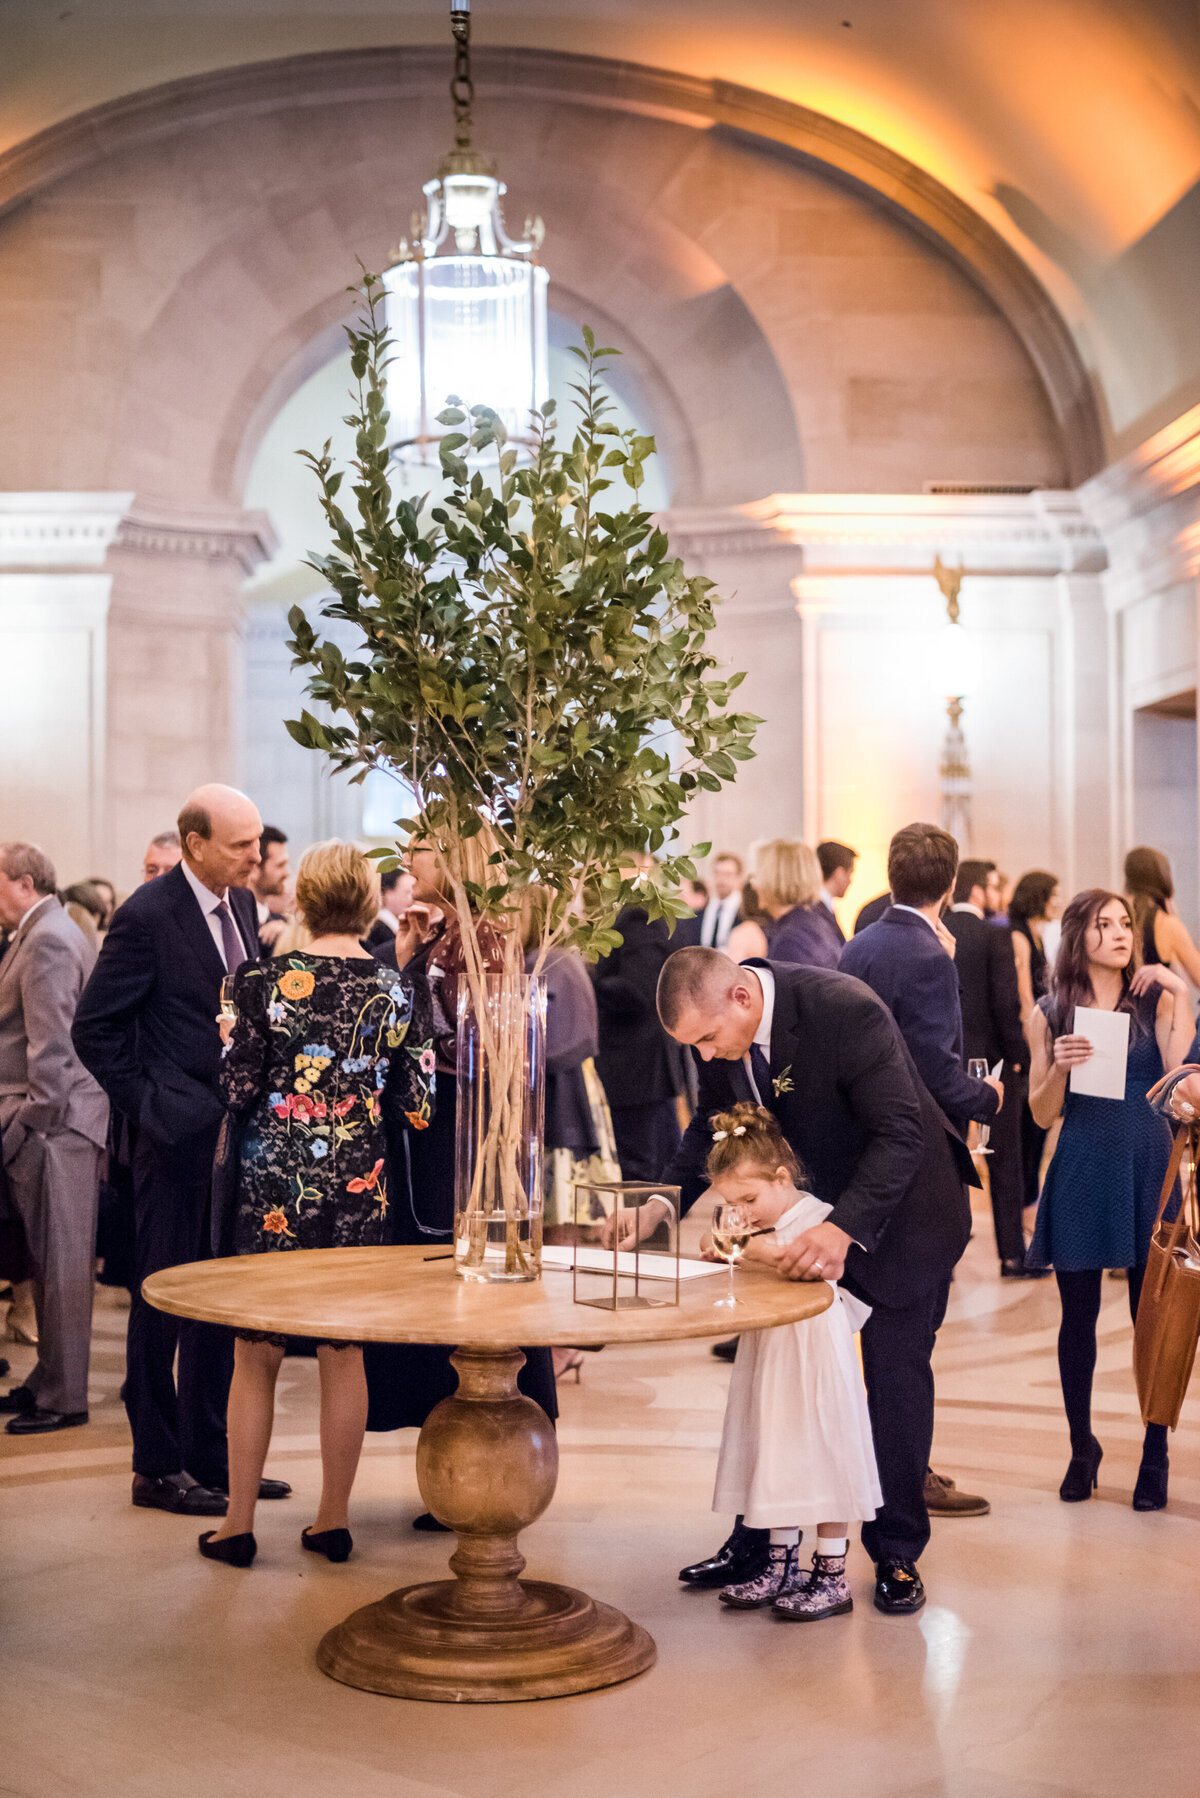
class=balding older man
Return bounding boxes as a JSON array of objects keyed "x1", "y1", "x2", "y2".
[{"x1": 73, "y1": 786, "x2": 289, "y2": 1514}]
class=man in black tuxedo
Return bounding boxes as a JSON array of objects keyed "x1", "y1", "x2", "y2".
[
  {"x1": 945, "y1": 859, "x2": 1044, "y2": 1278},
  {"x1": 592, "y1": 899, "x2": 683, "y2": 1180},
  {"x1": 73, "y1": 784, "x2": 290, "y2": 1516},
  {"x1": 651, "y1": 946, "x2": 974, "y2": 1615}
]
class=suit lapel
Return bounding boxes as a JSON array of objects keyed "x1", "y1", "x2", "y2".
[{"x1": 166, "y1": 865, "x2": 225, "y2": 985}]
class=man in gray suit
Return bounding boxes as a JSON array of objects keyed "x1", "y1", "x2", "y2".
[{"x1": 0, "y1": 843, "x2": 108, "y2": 1434}]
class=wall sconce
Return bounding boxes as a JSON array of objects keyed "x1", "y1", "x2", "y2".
[{"x1": 932, "y1": 556, "x2": 978, "y2": 851}]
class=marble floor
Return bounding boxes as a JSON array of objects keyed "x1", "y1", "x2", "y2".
[{"x1": 2, "y1": 1192, "x2": 1199, "y2": 1798}]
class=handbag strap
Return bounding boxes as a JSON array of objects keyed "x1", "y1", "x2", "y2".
[{"x1": 1151, "y1": 1125, "x2": 1193, "y2": 1251}]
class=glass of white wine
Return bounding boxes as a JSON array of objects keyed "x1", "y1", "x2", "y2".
[
  {"x1": 218, "y1": 975, "x2": 238, "y2": 1037},
  {"x1": 711, "y1": 1200, "x2": 752, "y2": 1308},
  {"x1": 968, "y1": 1058, "x2": 992, "y2": 1154}
]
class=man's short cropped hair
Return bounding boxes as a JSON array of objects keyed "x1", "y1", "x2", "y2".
[
  {"x1": 711, "y1": 852, "x2": 744, "y2": 873},
  {"x1": 954, "y1": 859, "x2": 996, "y2": 905},
  {"x1": 259, "y1": 825, "x2": 288, "y2": 857},
  {"x1": 656, "y1": 946, "x2": 741, "y2": 1032},
  {"x1": 816, "y1": 841, "x2": 857, "y2": 880},
  {"x1": 887, "y1": 823, "x2": 959, "y2": 910}
]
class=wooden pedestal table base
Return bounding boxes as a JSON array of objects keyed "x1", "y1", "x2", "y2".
[
  {"x1": 142, "y1": 1246, "x2": 830, "y2": 1704},
  {"x1": 318, "y1": 1345, "x2": 653, "y2": 1701}
]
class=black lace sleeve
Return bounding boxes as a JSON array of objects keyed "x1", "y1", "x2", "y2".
[
  {"x1": 218, "y1": 962, "x2": 271, "y2": 1117},
  {"x1": 381, "y1": 964, "x2": 436, "y2": 1137}
]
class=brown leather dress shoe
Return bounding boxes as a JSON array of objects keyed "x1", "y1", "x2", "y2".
[{"x1": 924, "y1": 1468, "x2": 990, "y2": 1517}]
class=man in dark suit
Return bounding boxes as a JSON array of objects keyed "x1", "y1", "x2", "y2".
[
  {"x1": 815, "y1": 840, "x2": 856, "y2": 957},
  {"x1": 73, "y1": 784, "x2": 290, "y2": 1516},
  {"x1": 854, "y1": 890, "x2": 891, "y2": 934},
  {"x1": 945, "y1": 859, "x2": 1045, "y2": 1278},
  {"x1": 592, "y1": 899, "x2": 683, "y2": 1180},
  {"x1": 650, "y1": 947, "x2": 975, "y2": 1616}
]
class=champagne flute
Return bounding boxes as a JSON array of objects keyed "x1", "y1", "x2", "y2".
[
  {"x1": 711, "y1": 1200, "x2": 752, "y2": 1308},
  {"x1": 968, "y1": 1058, "x2": 992, "y2": 1154},
  {"x1": 218, "y1": 974, "x2": 238, "y2": 1036}
]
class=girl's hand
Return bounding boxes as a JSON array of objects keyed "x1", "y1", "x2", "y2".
[
  {"x1": 1052, "y1": 1033, "x2": 1094, "y2": 1070},
  {"x1": 1130, "y1": 964, "x2": 1188, "y2": 999},
  {"x1": 698, "y1": 1231, "x2": 721, "y2": 1262}
]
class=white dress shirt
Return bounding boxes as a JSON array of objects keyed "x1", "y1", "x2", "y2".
[
  {"x1": 701, "y1": 891, "x2": 741, "y2": 950},
  {"x1": 181, "y1": 859, "x2": 251, "y2": 970},
  {"x1": 891, "y1": 903, "x2": 941, "y2": 936},
  {"x1": 951, "y1": 901, "x2": 985, "y2": 921},
  {"x1": 820, "y1": 888, "x2": 838, "y2": 914}
]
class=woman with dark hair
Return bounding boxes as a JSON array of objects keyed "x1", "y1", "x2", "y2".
[
  {"x1": 1028, "y1": 889, "x2": 1192, "y2": 1510},
  {"x1": 1008, "y1": 870, "x2": 1061, "y2": 1207},
  {"x1": 1124, "y1": 845, "x2": 1200, "y2": 985}
]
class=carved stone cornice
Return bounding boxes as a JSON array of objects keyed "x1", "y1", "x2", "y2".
[
  {"x1": 1079, "y1": 406, "x2": 1200, "y2": 604},
  {"x1": 0, "y1": 45, "x2": 1102, "y2": 486},
  {"x1": 114, "y1": 500, "x2": 279, "y2": 575},
  {"x1": 0, "y1": 491, "x2": 134, "y2": 569}
]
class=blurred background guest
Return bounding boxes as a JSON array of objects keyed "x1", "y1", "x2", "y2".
[
  {"x1": 726, "y1": 876, "x2": 772, "y2": 963},
  {"x1": 854, "y1": 888, "x2": 892, "y2": 935},
  {"x1": 199, "y1": 840, "x2": 432, "y2": 1566},
  {"x1": 364, "y1": 864, "x2": 417, "y2": 952},
  {"x1": 945, "y1": 859, "x2": 1042, "y2": 1278},
  {"x1": 1028, "y1": 889, "x2": 1192, "y2": 1511},
  {"x1": 815, "y1": 840, "x2": 857, "y2": 952},
  {"x1": 697, "y1": 852, "x2": 744, "y2": 949},
  {"x1": 250, "y1": 825, "x2": 290, "y2": 953},
  {"x1": 592, "y1": 861, "x2": 684, "y2": 1184},
  {"x1": 0, "y1": 843, "x2": 108, "y2": 1435},
  {"x1": 141, "y1": 831, "x2": 182, "y2": 884},
  {"x1": 1124, "y1": 845, "x2": 1200, "y2": 988},
  {"x1": 757, "y1": 839, "x2": 842, "y2": 970},
  {"x1": 1009, "y1": 869, "x2": 1061, "y2": 1209},
  {"x1": 85, "y1": 878, "x2": 117, "y2": 933},
  {"x1": 59, "y1": 881, "x2": 109, "y2": 948}
]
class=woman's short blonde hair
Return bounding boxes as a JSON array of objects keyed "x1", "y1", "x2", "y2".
[
  {"x1": 294, "y1": 840, "x2": 378, "y2": 938},
  {"x1": 753, "y1": 839, "x2": 823, "y2": 912}
]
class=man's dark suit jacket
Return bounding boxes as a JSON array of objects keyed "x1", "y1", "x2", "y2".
[
  {"x1": 854, "y1": 891, "x2": 891, "y2": 935},
  {"x1": 943, "y1": 909, "x2": 1026, "y2": 1073},
  {"x1": 72, "y1": 864, "x2": 259, "y2": 1150},
  {"x1": 667, "y1": 911, "x2": 704, "y2": 952},
  {"x1": 839, "y1": 906, "x2": 999, "y2": 1135},
  {"x1": 663, "y1": 960, "x2": 974, "y2": 1307},
  {"x1": 591, "y1": 906, "x2": 682, "y2": 1109}
]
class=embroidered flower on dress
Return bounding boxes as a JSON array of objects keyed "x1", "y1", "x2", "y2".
[
  {"x1": 267, "y1": 1001, "x2": 287, "y2": 1024},
  {"x1": 333, "y1": 1096, "x2": 356, "y2": 1119},
  {"x1": 279, "y1": 969, "x2": 315, "y2": 1000},
  {"x1": 262, "y1": 1209, "x2": 294, "y2": 1236},
  {"x1": 346, "y1": 1158, "x2": 384, "y2": 1194},
  {"x1": 310, "y1": 1139, "x2": 328, "y2": 1160},
  {"x1": 406, "y1": 1111, "x2": 430, "y2": 1131},
  {"x1": 419, "y1": 1048, "x2": 436, "y2": 1074}
]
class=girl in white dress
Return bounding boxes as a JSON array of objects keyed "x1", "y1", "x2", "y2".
[{"x1": 701, "y1": 1103, "x2": 882, "y2": 1620}]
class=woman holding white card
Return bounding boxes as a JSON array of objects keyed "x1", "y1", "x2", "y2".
[{"x1": 1027, "y1": 891, "x2": 1192, "y2": 1510}]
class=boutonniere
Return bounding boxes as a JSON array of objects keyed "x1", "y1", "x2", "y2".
[{"x1": 773, "y1": 1065, "x2": 794, "y2": 1098}]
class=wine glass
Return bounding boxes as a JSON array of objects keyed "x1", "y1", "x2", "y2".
[
  {"x1": 968, "y1": 1058, "x2": 992, "y2": 1155},
  {"x1": 711, "y1": 1200, "x2": 752, "y2": 1308},
  {"x1": 218, "y1": 975, "x2": 238, "y2": 1036}
]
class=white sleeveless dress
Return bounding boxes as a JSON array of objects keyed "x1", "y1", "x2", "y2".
[{"x1": 712, "y1": 1193, "x2": 883, "y2": 1530}]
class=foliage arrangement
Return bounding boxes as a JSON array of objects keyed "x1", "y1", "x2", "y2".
[{"x1": 285, "y1": 272, "x2": 757, "y2": 1267}]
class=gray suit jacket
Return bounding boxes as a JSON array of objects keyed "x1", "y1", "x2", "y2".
[{"x1": 0, "y1": 897, "x2": 109, "y2": 1159}]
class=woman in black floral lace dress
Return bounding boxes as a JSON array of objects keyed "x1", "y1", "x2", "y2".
[{"x1": 199, "y1": 842, "x2": 432, "y2": 1569}]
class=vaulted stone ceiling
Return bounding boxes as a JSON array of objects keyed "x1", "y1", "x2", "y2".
[{"x1": 4, "y1": 0, "x2": 1199, "y2": 459}]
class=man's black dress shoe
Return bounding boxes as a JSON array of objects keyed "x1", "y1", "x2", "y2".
[
  {"x1": 198, "y1": 1530, "x2": 256, "y2": 1568},
  {"x1": 0, "y1": 1385, "x2": 35, "y2": 1414},
  {"x1": 710, "y1": 1338, "x2": 739, "y2": 1363},
  {"x1": 678, "y1": 1521, "x2": 770, "y2": 1589},
  {"x1": 1000, "y1": 1258, "x2": 1051, "y2": 1279},
  {"x1": 6, "y1": 1406, "x2": 87, "y2": 1435},
  {"x1": 209, "y1": 1478, "x2": 293, "y2": 1502},
  {"x1": 874, "y1": 1558, "x2": 926, "y2": 1615},
  {"x1": 0, "y1": 1356, "x2": 9, "y2": 1378},
  {"x1": 132, "y1": 1473, "x2": 228, "y2": 1516}
]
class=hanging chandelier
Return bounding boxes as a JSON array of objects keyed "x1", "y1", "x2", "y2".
[{"x1": 384, "y1": 1, "x2": 549, "y2": 464}]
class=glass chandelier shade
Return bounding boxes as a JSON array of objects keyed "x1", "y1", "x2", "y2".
[{"x1": 383, "y1": 4, "x2": 548, "y2": 466}]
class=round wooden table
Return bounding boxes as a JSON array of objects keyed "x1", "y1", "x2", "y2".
[{"x1": 143, "y1": 1246, "x2": 832, "y2": 1703}]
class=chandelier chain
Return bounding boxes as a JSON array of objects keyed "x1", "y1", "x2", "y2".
[{"x1": 450, "y1": 5, "x2": 474, "y2": 150}]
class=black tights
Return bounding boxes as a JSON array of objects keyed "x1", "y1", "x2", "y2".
[{"x1": 1054, "y1": 1268, "x2": 1167, "y2": 1464}]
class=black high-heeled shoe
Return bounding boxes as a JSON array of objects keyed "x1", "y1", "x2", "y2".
[
  {"x1": 1133, "y1": 1453, "x2": 1169, "y2": 1511},
  {"x1": 1059, "y1": 1438, "x2": 1103, "y2": 1502},
  {"x1": 301, "y1": 1526, "x2": 353, "y2": 1562},
  {"x1": 198, "y1": 1529, "x2": 256, "y2": 1567}
]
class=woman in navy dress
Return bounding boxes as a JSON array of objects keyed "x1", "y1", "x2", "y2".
[
  {"x1": 1028, "y1": 889, "x2": 1192, "y2": 1510},
  {"x1": 200, "y1": 842, "x2": 432, "y2": 1568}
]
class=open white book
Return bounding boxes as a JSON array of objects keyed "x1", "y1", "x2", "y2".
[{"x1": 541, "y1": 1245, "x2": 723, "y2": 1281}]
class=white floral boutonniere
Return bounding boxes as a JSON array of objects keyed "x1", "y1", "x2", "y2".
[{"x1": 772, "y1": 1065, "x2": 794, "y2": 1099}]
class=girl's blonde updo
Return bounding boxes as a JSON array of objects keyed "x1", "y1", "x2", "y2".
[{"x1": 705, "y1": 1101, "x2": 804, "y2": 1184}]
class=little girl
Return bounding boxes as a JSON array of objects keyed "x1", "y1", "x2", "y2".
[{"x1": 701, "y1": 1103, "x2": 882, "y2": 1621}]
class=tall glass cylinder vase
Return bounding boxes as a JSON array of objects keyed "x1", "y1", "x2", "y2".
[{"x1": 454, "y1": 972, "x2": 546, "y2": 1283}]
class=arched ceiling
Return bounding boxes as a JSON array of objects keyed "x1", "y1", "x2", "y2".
[{"x1": 3, "y1": 0, "x2": 1199, "y2": 461}]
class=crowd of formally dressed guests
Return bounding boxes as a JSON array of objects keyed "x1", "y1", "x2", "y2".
[{"x1": 2, "y1": 793, "x2": 1199, "y2": 1609}]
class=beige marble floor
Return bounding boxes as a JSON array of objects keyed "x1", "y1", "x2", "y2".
[{"x1": 2, "y1": 1193, "x2": 1198, "y2": 1798}]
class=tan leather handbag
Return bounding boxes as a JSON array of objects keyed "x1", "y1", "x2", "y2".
[{"x1": 1133, "y1": 1126, "x2": 1200, "y2": 1429}]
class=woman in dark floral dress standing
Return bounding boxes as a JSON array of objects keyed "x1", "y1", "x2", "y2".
[{"x1": 199, "y1": 842, "x2": 432, "y2": 1568}]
